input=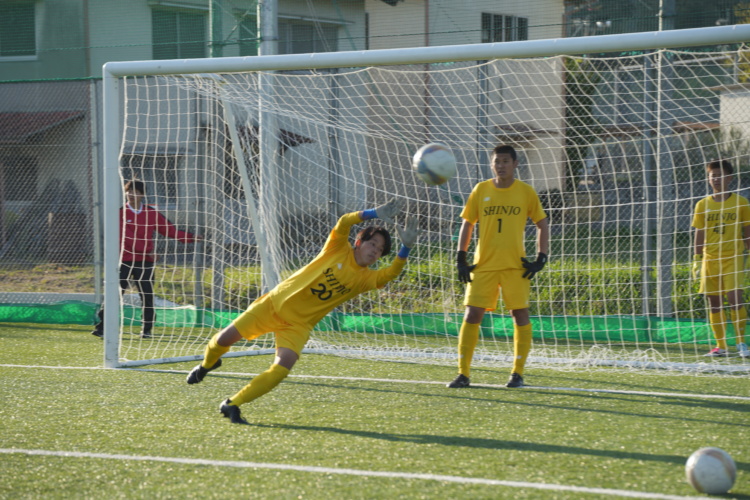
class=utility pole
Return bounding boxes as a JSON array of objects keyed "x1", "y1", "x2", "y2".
[
  {"x1": 659, "y1": 0, "x2": 676, "y2": 32},
  {"x1": 210, "y1": 0, "x2": 223, "y2": 57},
  {"x1": 257, "y1": 0, "x2": 282, "y2": 291},
  {"x1": 656, "y1": 0, "x2": 676, "y2": 317}
]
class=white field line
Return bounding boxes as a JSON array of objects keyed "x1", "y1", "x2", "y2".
[
  {"x1": 0, "y1": 448, "x2": 707, "y2": 500},
  {"x1": 1, "y1": 364, "x2": 749, "y2": 402}
]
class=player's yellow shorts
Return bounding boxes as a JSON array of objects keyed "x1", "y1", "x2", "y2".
[
  {"x1": 464, "y1": 268, "x2": 530, "y2": 311},
  {"x1": 700, "y1": 255, "x2": 745, "y2": 295},
  {"x1": 232, "y1": 293, "x2": 311, "y2": 355}
]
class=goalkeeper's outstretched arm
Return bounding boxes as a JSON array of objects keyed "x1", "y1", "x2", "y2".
[
  {"x1": 375, "y1": 215, "x2": 420, "y2": 288},
  {"x1": 359, "y1": 198, "x2": 402, "y2": 223}
]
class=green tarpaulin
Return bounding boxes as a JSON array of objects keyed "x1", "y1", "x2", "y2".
[{"x1": 0, "y1": 300, "x2": 728, "y2": 345}]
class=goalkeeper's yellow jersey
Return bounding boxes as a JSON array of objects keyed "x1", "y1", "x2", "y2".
[
  {"x1": 461, "y1": 179, "x2": 547, "y2": 271},
  {"x1": 269, "y1": 212, "x2": 405, "y2": 326},
  {"x1": 692, "y1": 193, "x2": 750, "y2": 258}
]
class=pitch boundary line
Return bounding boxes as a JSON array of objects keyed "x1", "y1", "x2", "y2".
[
  {"x1": 1, "y1": 363, "x2": 749, "y2": 401},
  {"x1": 0, "y1": 448, "x2": 703, "y2": 500}
]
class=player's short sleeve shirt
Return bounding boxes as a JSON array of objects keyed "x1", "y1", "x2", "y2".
[
  {"x1": 692, "y1": 193, "x2": 750, "y2": 258},
  {"x1": 268, "y1": 212, "x2": 405, "y2": 326},
  {"x1": 461, "y1": 179, "x2": 547, "y2": 271}
]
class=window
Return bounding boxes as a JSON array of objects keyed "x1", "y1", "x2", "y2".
[
  {"x1": 120, "y1": 155, "x2": 179, "y2": 208},
  {"x1": 152, "y1": 9, "x2": 207, "y2": 60},
  {"x1": 281, "y1": 21, "x2": 338, "y2": 54},
  {"x1": 238, "y1": 16, "x2": 339, "y2": 56},
  {"x1": 481, "y1": 13, "x2": 528, "y2": 43},
  {"x1": 0, "y1": 1, "x2": 36, "y2": 58},
  {"x1": 238, "y1": 15, "x2": 258, "y2": 56}
]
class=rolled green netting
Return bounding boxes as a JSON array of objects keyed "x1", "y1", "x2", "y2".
[{"x1": 0, "y1": 302, "x2": 721, "y2": 345}]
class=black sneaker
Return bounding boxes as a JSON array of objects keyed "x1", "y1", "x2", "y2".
[
  {"x1": 140, "y1": 331, "x2": 152, "y2": 339},
  {"x1": 506, "y1": 372, "x2": 524, "y2": 388},
  {"x1": 447, "y1": 373, "x2": 470, "y2": 388},
  {"x1": 219, "y1": 399, "x2": 249, "y2": 425},
  {"x1": 91, "y1": 328, "x2": 103, "y2": 338},
  {"x1": 186, "y1": 359, "x2": 222, "y2": 385}
]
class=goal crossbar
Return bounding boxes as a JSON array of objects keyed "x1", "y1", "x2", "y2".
[{"x1": 104, "y1": 25, "x2": 750, "y2": 77}]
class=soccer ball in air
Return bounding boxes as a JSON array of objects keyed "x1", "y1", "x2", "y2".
[
  {"x1": 412, "y1": 143, "x2": 457, "y2": 186},
  {"x1": 685, "y1": 447, "x2": 736, "y2": 494}
]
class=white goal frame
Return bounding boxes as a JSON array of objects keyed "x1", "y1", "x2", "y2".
[{"x1": 102, "y1": 25, "x2": 750, "y2": 368}]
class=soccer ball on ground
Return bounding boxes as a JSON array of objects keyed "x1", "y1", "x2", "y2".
[
  {"x1": 412, "y1": 143, "x2": 457, "y2": 186},
  {"x1": 685, "y1": 447, "x2": 736, "y2": 494}
]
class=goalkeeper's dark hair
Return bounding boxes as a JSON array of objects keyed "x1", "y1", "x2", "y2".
[
  {"x1": 355, "y1": 226, "x2": 392, "y2": 256},
  {"x1": 493, "y1": 144, "x2": 517, "y2": 161},
  {"x1": 124, "y1": 179, "x2": 146, "y2": 195},
  {"x1": 707, "y1": 159, "x2": 733, "y2": 175}
]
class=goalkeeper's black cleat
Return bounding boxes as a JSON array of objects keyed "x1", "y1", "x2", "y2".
[
  {"x1": 447, "y1": 373, "x2": 470, "y2": 388},
  {"x1": 506, "y1": 372, "x2": 524, "y2": 388},
  {"x1": 219, "y1": 399, "x2": 249, "y2": 425},
  {"x1": 186, "y1": 359, "x2": 222, "y2": 385},
  {"x1": 91, "y1": 328, "x2": 103, "y2": 338}
]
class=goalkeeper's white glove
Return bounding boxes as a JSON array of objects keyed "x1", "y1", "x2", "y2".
[
  {"x1": 374, "y1": 198, "x2": 402, "y2": 224},
  {"x1": 691, "y1": 255, "x2": 702, "y2": 281},
  {"x1": 396, "y1": 215, "x2": 420, "y2": 249}
]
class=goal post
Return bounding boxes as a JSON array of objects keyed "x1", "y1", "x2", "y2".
[{"x1": 102, "y1": 25, "x2": 750, "y2": 373}]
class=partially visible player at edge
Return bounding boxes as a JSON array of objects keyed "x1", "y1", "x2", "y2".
[
  {"x1": 186, "y1": 199, "x2": 420, "y2": 424},
  {"x1": 448, "y1": 144, "x2": 549, "y2": 389},
  {"x1": 692, "y1": 159, "x2": 750, "y2": 358}
]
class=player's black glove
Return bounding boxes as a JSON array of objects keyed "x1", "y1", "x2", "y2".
[
  {"x1": 457, "y1": 251, "x2": 476, "y2": 284},
  {"x1": 521, "y1": 252, "x2": 547, "y2": 279}
]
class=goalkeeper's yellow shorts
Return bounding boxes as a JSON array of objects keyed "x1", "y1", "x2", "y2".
[
  {"x1": 233, "y1": 293, "x2": 311, "y2": 355},
  {"x1": 700, "y1": 254, "x2": 745, "y2": 295},
  {"x1": 464, "y1": 268, "x2": 530, "y2": 311}
]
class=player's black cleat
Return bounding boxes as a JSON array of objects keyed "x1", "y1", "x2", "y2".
[
  {"x1": 186, "y1": 359, "x2": 222, "y2": 384},
  {"x1": 91, "y1": 328, "x2": 103, "y2": 338},
  {"x1": 447, "y1": 373, "x2": 470, "y2": 388},
  {"x1": 506, "y1": 372, "x2": 524, "y2": 388},
  {"x1": 140, "y1": 331, "x2": 152, "y2": 339},
  {"x1": 219, "y1": 399, "x2": 249, "y2": 425}
]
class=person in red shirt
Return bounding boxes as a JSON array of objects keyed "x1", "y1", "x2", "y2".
[{"x1": 92, "y1": 179, "x2": 202, "y2": 339}]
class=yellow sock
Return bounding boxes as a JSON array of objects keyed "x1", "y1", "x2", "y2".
[
  {"x1": 202, "y1": 333, "x2": 230, "y2": 369},
  {"x1": 229, "y1": 364, "x2": 290, "y2": 406},
  {"x1": 511, "y1": 323, "x2": 533, "y2": 376},
  {"x1": 709, "y1": 311, "x2": 728, "y2": 350},
  {"x1": 458, "y1": 322, "x2": 480, "y2": 377},
  {"x1": 730, "y1": 308, "x2": 747, "y2": 345}
]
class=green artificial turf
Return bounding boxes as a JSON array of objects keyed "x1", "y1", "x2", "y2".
[{"x1": 0, "y1": 323, "x2": 747, "y2": 499}]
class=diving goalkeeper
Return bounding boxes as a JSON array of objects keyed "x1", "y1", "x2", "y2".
[{"x1": 186, "y1": 199, "x2": 420, "y2": 424}]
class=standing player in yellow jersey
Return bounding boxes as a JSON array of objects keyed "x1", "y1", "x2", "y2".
[
  {"x1": 448, "y1": 144, "x2": 549, "y2": 389},
  {"x1": 692, "y1": 159, "x2": 750, "y2": 358},
  {"x1": 186, "y1": 199, "x2": 419, "y2": 424}
]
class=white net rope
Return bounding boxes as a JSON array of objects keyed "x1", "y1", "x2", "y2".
[{"x1": 115, "y1": 48, "x2": 750, "y2": 374}]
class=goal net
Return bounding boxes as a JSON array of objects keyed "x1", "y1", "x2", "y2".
[{"x1": 102, "y1": 27, "x2": 750, "y2": 374}]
